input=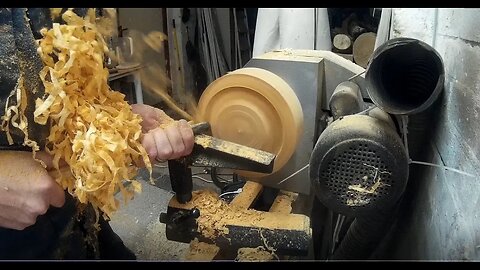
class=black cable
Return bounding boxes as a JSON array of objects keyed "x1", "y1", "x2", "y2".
[{"x1": 210, "y1": 167, "x2": 227, "y2": 189}]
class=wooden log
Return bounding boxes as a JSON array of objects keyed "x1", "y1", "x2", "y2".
[
  {"x1": 353, "y1": 32, "x2": 376, "y2": 68},
  {"x1": 333, "y1": 33, "x2": 352, "y2": 54}
]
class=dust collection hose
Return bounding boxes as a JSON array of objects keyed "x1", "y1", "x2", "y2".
[
  {"x1": 365, "y1": 38, "x2": 444, "y2": 115},
  {"x1": 330, "y1": 206, "x2": 399, "y2": 260},
  {"x1": 331, "y1": 38, "x2": 444, "y2": 260}
]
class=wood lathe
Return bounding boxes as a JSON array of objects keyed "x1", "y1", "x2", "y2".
[
  {"x1": 162, "y1": 41, "x2": 443, "y2": 259},
  {"x1": 160, "y1": 121, "x2": 312, "y2": 258},
  {"x1": 160, "y1": 51, "x2": 369, "y2": 258}
]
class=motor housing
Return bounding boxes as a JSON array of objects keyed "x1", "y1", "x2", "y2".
[{"x1": 310, "y1": 114, "x2": 408, "y2": 217}]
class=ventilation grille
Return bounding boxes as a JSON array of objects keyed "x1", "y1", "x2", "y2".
[{"x1": 320, "y1": 143, "x2": 394, "y2": 209}]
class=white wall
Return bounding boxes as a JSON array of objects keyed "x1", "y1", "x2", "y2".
[{"x1": 252, "y1": 8, "x2": 331, "y2": 57}]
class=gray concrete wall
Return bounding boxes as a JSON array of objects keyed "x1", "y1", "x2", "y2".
[{"x1": 376, "y1": 8, "x2": 480, "y2": 260}]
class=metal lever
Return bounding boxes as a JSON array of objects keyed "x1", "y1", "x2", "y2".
[{"x1": 171, "y1": 208, "x2": 200, "y2": 224}]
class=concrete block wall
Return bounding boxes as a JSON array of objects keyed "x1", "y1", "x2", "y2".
[{"x1": 376, "y1": 8, "x2": 480, "y2": 260}]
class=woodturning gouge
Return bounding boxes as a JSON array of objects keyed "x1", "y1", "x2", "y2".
[{"x1": 167, "y1": 121, "x2": 276, "y2": 204}]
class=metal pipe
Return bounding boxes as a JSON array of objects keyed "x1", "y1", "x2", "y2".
[{"x1": 328, "y1": 81, "x2": 364, "y2": 120}]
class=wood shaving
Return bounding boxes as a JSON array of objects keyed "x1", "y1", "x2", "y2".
[{"x1": 32, "y1": 9, "x2": 152, "y2": 219}]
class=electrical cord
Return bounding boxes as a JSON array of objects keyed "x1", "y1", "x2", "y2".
[
  {"x1": 192, "y1": 175, "x2": 213, "y2": 183},
  {"x1": 219, "y1": 188, "x2": 243, "y2": 198}
]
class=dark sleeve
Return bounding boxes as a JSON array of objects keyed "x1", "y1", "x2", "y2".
[
  {"x1": 0, "y1": 8, "x2": 23, "y2": 148},
  {"x1": 0, "y1": 8, "x2": 49, "y2": 149},
  {"x1": 0, "y1": 8, "x2": 100, "y2": 148},
  {"x1": 27, "y1": 8, "x2": 89, "y2": 35},
  {"x1": 0, "y1": 8, "x2": 20, "y2": 101},
  {"x1": 25, "y1": 8, "x2": 52, "y2": 39}
]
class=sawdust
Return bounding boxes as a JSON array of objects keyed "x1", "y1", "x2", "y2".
[
  {"x1": 348, "y1": 179, "x2": 382, "y2": 195},
  {"x1": 170, "y1": 190, "x2": 308, "y2": 240},
  {"x1": 142, "y1": 80, "x2": 193, "y2": 121},
  {"x1": 235, "y1": 247, "x2": 274, "y2": 262},
  {"x1": 185, "y1": 238, "x2": 219, "y2": 261},
  {"x1": 270, "y1": 195, "x2": 293, "y2": 213},
  {"x1": 50, "y1": 8, "x2": 63, "y2": 20},
  {"x1": 193, "y1": 135, "x2": 212, "y2": 148},
  {"x1": 346, "y1": 164, "x2": 391, "y2": 207},
  {"x1": 190, "y1": 189, "x2": 242, "y2": 238},
  {"x1": 346, "y1": 197, "x2": 371, "y2": 207},
  {"x1": 257, "y1": 228, "x2": 279, "y2": 260},
  {"x1": 143, "y1": 31, "x2": 167, "y2": 53},
  {"x1": 346, "y1": 179, "x2": 386, "y2": 206},
  {"x1": 269, "y1": 191, "x2": 297, "y2": 213},
  {"x1": 126, "y1": 29, "x2": 193, "y2": 121},
  {"x1": 96, "y1": 8, "x2": 117, "y2": 39}
]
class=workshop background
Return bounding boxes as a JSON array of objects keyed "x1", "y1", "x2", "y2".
[{"x1": 105, "y1": 8, "x2": 480, "y2": 261}]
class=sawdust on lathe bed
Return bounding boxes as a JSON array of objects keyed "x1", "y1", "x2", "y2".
[
  {"x1": 174, "y1": 190, "x2": 305, "y2": 240},
  {"x1": 189, "y1": 189, "x2": 258, "y2": 238},
  {"x1": 185, "y1": 238, "x2": 219, "y2": 261},
  {"x1": 269, "y1": 192, "x2": 297, "y2": 213},
  {"x1": 235, "y1": 247, "x2": 274, "y2": 262}
]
